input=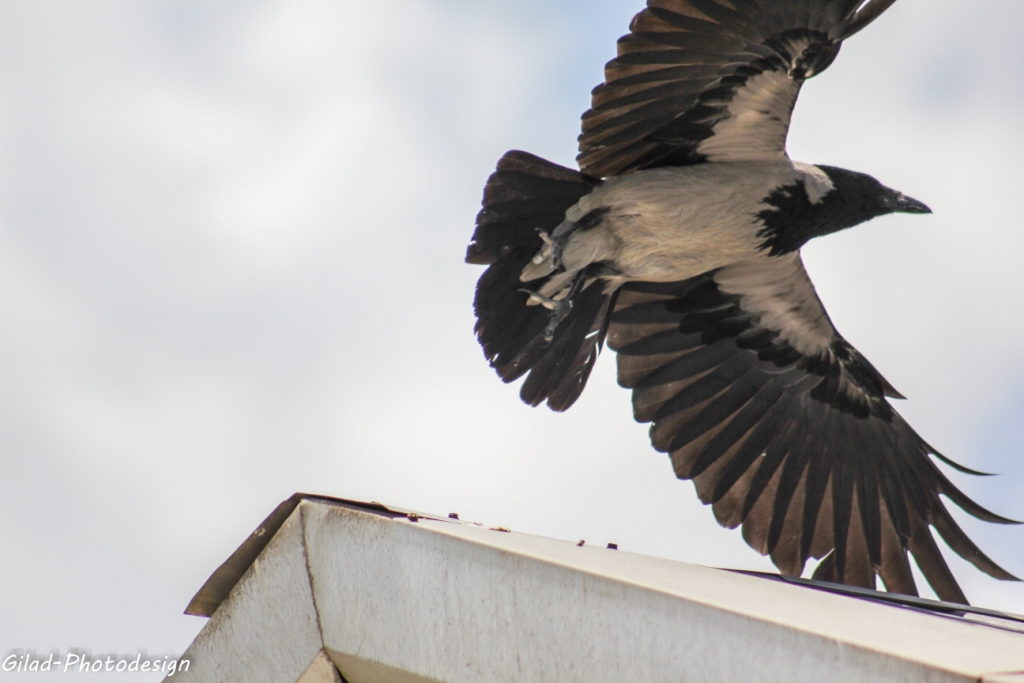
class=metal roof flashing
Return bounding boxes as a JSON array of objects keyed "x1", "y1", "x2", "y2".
[{"x1": 173, "y1": 494, "x2": 1024, "y2": 683}]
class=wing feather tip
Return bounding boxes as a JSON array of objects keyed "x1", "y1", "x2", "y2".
[{"x1": 928, "y1": 448, "x2": 997, "y2": 477}]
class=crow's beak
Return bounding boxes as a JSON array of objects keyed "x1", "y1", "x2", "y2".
[{"x1": 887, "y1": 191, "x2": 932, "y2": 214}]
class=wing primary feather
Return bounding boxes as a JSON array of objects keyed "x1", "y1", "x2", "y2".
[
  {"x1": 750, "y1": 0, "x2": 787, "y2": 35},
  {"x1": 834, "y1": 0, "x2": 899, "y2": 41},
  {"x1": 668, "y1": 364, "x2": 770, "y2": 451},
  {"x1": 691, "y1": 375, "x2": 789, "y2": 480},
  {"x1": 875, "y1": 453, "x2": 912, "y2": 546},
  {"x1": 645, "y1": 8, "x2": 745, "y2": 40},
  {"x1": 766, "y1": 422, "x2": 816, "y2": 554},
  {"x1": 888, "y1": 440, "x2": 932, "y2": 526},
  {"x1": 633, "y1": 30, "x2": 747, "y2": 53},
  {"x1": 743, "y1": 416, "x2": 805, "y2": 520},
  {"x1": 591, "y1": 78, "x2": 723, "y2": 112},
  {"x1": 806, "y1": 0, "x2": 828, "y2": 32},
  {"x1": 711, "y1": 389, "x2": 799, "y2": 503},
  {"x1": 857, "y1": 451, "x2": 883, "y2": 569},
  {"x1": 618, "y1": 328, "x2": 703, "y2": 356},
  {"x1": 908, "y1": 521, "x2": 968, "y2": 604},
  {"x1": 721, "y1": 0, "x2": 769, "y2": 25},
  {"x1": 613, "y1": 300, "x2": 685, "y2": 326},
  {"x1": 799, "y1": 410, "x2": 835, "y2": 565},
  {"x1": 927, "y1": 446, "x2": 996, "y2": 476},
  {"x1": 876, "y1": 507, "x2": 919, "y2": 596},
  {"x1": 583, "y1": 98, "x2": 696, "y2": 140},
  {"x1": 933, "y1": 469, "x2": 1022, "y2": 525},
  {"x1": 636, "y1": 339, "x2": 738, "y2": 388},
  {"x1": 683, "y1": 0, "x2": 754, "y2": 31},
  {"x1": 608, "y1": 48, "x2": 732, "y2": 68},
  {"x1": 930, "y1": 508, "x2": 1020, "y2": 581},
  {"x1": 605, "y1": 64, "x2": 734, "y2": 89},
  {"x1": 655, "y1": 352, "x2": 759, "y2": 421},
  {"x1": 831, "y1": 449, "x2": 855, "y2": 583}
]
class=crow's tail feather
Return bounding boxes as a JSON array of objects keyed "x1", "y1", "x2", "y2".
[{"x1": 467, "y1": 151, "x2": 612, "y2": 411}]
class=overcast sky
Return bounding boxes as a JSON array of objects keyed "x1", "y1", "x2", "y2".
[{"x1": 1, "y1": 1, "x2": 1023, "y2": 679}]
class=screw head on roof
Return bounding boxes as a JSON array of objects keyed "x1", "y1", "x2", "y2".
[
  {"x1": 577, "y1": 540, "x2": 585, "y2": 547},
  {"x1": 607, "y1": 543, "x2": 618, "y2": 550},
  {"x1": 448, "y1": 512, "x2": 459, "y2": 520},
  {"x1": 406, "y1": 513, "x2": 420, "y2": 522}
]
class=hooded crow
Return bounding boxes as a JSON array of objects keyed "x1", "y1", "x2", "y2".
[{"x1": 466, "y1": 0, "x2": 1018, "y2": 603}]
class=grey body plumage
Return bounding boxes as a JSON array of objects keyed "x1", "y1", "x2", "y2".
[{"x1": 520, "y1": 161, "x2": 928, "y2": 333}]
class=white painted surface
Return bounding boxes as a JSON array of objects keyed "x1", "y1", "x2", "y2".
[
  {"x1": 171, "y1": 498, "x2": 1024, "y2": 683},
  {"x1": 170, "y1": 511, "x2": 324, "y2": 683}
]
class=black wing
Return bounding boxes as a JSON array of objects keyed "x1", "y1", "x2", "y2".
[
  {"x1": 579, "y1": 0, "x2": 897, "y2": 177},
  {"x1": 607, "y1": 254, "x2": 1018, "y2": 603}
]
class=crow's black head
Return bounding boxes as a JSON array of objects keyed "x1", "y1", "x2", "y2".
[{"x1": 757, "y1": 165, "x2": 930, "y2": 256}]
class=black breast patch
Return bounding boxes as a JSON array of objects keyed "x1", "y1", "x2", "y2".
[{"x1": 756, "y1": 181, "x2": 834, "y2": 256}]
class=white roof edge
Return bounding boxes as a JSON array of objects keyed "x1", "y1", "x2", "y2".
[{"x1": 170, "y1": 495, "x2": 1024, "y2": 683}]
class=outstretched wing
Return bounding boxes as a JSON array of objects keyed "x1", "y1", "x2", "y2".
[
  {"x1": 579, "y1": 0, "x2": 895, "y2": 177},
  {"x1": 607, "y1": 254, "x2": 1018, "y2": 603}
]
